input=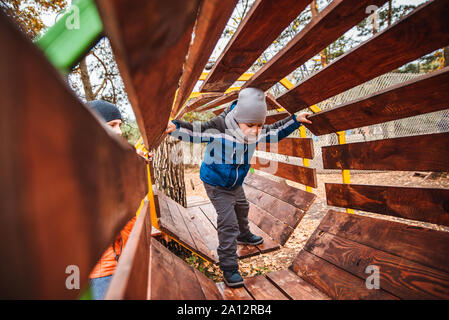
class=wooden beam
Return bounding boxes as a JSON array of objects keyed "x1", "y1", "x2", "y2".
[
  {"x1": 200, "y1": 0, "x2": 310, "y2": 92},
  {"x1": 95, "y1": 0, "x2": 202, "y2": 149},
  {"x1": 291, "y1": 249, "x2": 397, "y2": 299},
  {"x1": 171, "y1": 0, "x2": 238, "y2": 117},
  {"x1": 277, "y1": 0, "x2": 449, "y2": 113},
  {"x1": 104, "y1": 201, "x2": 150, "y2": 300},
  {"x1": 0, "y1": 11, "x2": 148, "y2": 299},
  {"x1": 196, "y1": 91, "x2": 239, "y2": 112},
  {"x1": 244, "y1": 173, "x2": 316, "y2": 212},
  {"x1": 251, "y1": 156, "x2": 317, "y2": 188},
  {"x1": 305, "y1": 67, "x2": 449, "y2": 135},
  {"x1": 244, "y1": 0, "x2": 388, "y2": 91},
  {"x1": 322, "y1": 133, "x2": 449, "y2": 172},
  {"x1": 317, "y1": 210, "x2": 449, "y2": 275},
  {"x1": 305, "y1": 229, "x2": 449, "y2": 299},
  {"x1": 325, "y1": 183, "x2": 449, "y2": 227},
  {"x1": 257, "y1": 137, "x2": 314, "y2": 159},
  {"x1": 176, "y1": 93, "x2": 222, "y2": 119}
]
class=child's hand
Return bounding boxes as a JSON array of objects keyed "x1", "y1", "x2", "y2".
[
  {"x1": 165, "y1": 120, "x2": 177, "y2": 133},
  {"x1": 296, "y1": 112, "x2": 312, "y2": 124}
]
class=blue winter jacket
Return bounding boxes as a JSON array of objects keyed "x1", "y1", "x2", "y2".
[{"x1": 169, "y1": 102, "x2": 302, "y2": 189}]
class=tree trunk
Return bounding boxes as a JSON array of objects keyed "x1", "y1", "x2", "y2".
[
  {"x1": 152, "y1": 136, "x2": 187, "y2": 207},
  {"x1": 79, "y1": 57, "x2": 95, "y2": 101}
]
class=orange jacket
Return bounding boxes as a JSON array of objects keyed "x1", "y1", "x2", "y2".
[{"x1": 89, "y1": 216, "x2": 137, "y2": 279}]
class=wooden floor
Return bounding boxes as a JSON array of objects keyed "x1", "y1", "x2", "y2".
[
  {"x1": 153, "y1": 173, "x2": 316, "y2": 264},
  {"x1": 154, "y1": 191, "x2": 281, "y2": 263},
  {"x1": 149, "y1": 238, "x2": 330, "y2": 300}
]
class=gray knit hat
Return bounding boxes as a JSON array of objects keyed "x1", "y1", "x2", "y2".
[{"x1": 233, "y1": 88, "x2": 267, "y2": 123}]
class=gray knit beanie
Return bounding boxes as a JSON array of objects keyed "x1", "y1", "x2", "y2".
[
  {"x1": 87, "y1": 100, "x2": 122, "y2": 123},
  {"x1": 233, "y1": 88, "x2": 267, "y2": 123}
]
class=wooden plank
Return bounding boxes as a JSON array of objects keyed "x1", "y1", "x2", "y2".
[
  {"x1": 193, "y1": 269, "x2": 223, "y2": 300},
  {"x1": 200, "y1": 0, "x2": 310, "y2": 92},
  {"x1": 249, "y1": 221, "x2": 280, "y2": 254},
  {"x1": 305, "y1": 230, "x2": 449, "y2": 299},
  {"x1": 95, "y1": 0, "x2": 202, "y2": 149},
  {"x1": 244, "y1": 173, "x2": 316, "y2": 212},
  {"x1": 199, "y1": 204, "x2": 218, "y2": 229},
  {"x1": 244, "y1": 0, "x2": 388, "y2": 91},
  {"x1": 182, "y1": 206, "x2": 219, "y2": 263},
  {"x1": 105, "y1": 202, "x2": 150, "y2": 300},
  {"x1": 305, "y1": 67, "x2": 449, "y2": 136},
  {"x1": 0, "y1": 12, "x2": 148, "y2": 299},
  {"x1": 326, "y1": 183, "x2": 449, "y2": 227},
  {"x1": 251, "y1": 156, "x2": 317, "y2": 188},
  {"x1": 266, "y1": 269, "x2": 330, "y2": 300},
  {"x1": 248, "y1": 203, "x2": 293, "y2": 245},
  {"x1": 165, "y1": 196, "x2": 197, "y2": 251},
  {"x1": 197, "y1": 91, "x2": 239, "y2": 112},
  {"x1": 277, "y1": 0, "x2": 449, "y2": 114},
  {"x1": 266, "y1": 94, "x2": 285, "y2": 111},
  {"x1": 244, "y1": 275, "x2": 289, "y2": 300},
  {"x1": 149, "y1": 238, "x2": 181, "y2": 299},
  {"x1": 216, "y1": 282, "x2": 254, "y2": 300},
  {"x1": 149, "y1": 239, "x2": 206, "y2": 300},
  {"x1": 264, "y1": 112, "x2": 289, "y2": 125},
  {"x1": 244, "y1": 184, "x2": 305, "y2": 228},
  {"x1": 155, "y1": 190, "x2": 182, "y2": 238},
  {"x1": 188, "y1": 206, "x2": 219, "y2": 261},
  {"x1": 318, "y1": 210, "x2": 449, "y2": 275},
  {"x1": 322, "y1": 133, "x2": 449, "y2": 172},
  {"x1": 291, "y1": 250, "x2": 397, "y2": 300},
  {"x1": 257, "y1": 137, "x2": 314, "y2": 159},
  {"x1": 176, "y1": 93, "x2": 222, "y2": 119},
  {"x1": 171, "y1": 0, "x2": 238, "y2": 117}
]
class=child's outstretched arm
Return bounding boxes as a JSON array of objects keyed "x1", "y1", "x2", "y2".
[
  {"x1": 259, "y1": 112, "x2": 312, "y2": 143},
  {"x1": 165, "y1": 104, "x2": 232, "y2": 143}
]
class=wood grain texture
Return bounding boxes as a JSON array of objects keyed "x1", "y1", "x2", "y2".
[
  {"x1": 105, "y1": 201, "x2": 150, "y2": 300},
  {"x1": 197, "y1": 91, "x2": 239, "y2": 112},
  {"x1": 251, "y1": 156, "x2": 318, "y2": 188},
  {"x1": 291, "y1": 250, "x2": 397, "y2": 300},
  {"x1": 149, "y1": 239, "x2": 206, "y2": 300},
  {"x1": 266, "y1": 269, "x2": 330, "y2": 300},
  {"x1": 244, "y1": 275, "x2": 289, "y2": 300},
  {"x1": 176, "y1": 93, "x2": 222, "y2": 119},
  {"x1": 322, "y1": 133, "x2": 449, "y2": 172},
  {"x1": 216, "y1": 282, "x2": 253, "y2": 300},
  {"x1": 305, "y1": 67, "x2": 449, "y2": 135},
  {"x1": 305, "y1": 230, "x2": 449, "y2": 299},
  {"x1": 95, "y1": 0, "x2": 202, "y2": 149},
  {"x1": 194, "y1": 269, "x2": 223, "y2": 300},
  {"x1": 248, "y1": 203, "x2": 293, "y2": 245},
  {"x1": 0, "y1": 12, "x2": 148, "y2": 299},
  {"x1": 244, "y1": 184, "x2": 305, "y2": 228},
  {"x1": 171, "y1": 0, "x2": 238, "y2": 117},
  {"x1": 277, "y1": 0, "x2": 449, "y2": 113},
  {"x1": 200, "y1": 0, "x2": 310, "y2": 92},
  {"x1": 318, "y1": 210, "x2": 449, "y2": 275},
  {"x1": 244, "y1": 173, "x2": 316, "y2": 211},
  {"x1": 264, "y1": 112, "x2": 289, "y2": 125},
  {"x1": 245, "y1": 0, "x2": 388, "y2": 91},
  {"x1": 257, "y1": 137, "x2": 314, "y2": 159},
  {"x1": 157, "y1": 191, "x2": 219, "y2": 263},
  {"x1": 326, "y1": 183, "x2": 449, "y2": 227}
]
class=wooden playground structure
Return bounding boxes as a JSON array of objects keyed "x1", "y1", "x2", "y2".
[{"x1": 1, "y1": 0, "x2": 449, "y2": 299}]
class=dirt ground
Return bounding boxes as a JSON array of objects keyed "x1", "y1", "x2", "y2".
[{"x1": 183, "y1": 166, "x2": 449, "y2": 281}]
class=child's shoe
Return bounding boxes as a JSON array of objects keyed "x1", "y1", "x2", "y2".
[
  {"x1": 236, "y1": 232, "x2": 264, "y2": 245},
  {"x1": 223, "y1": 269, "x2": 244, "y2": 288}
]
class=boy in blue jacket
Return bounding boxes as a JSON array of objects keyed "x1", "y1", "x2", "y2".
[{"x1": 166, "y1": 88, "x2": 311, "y2": 287}]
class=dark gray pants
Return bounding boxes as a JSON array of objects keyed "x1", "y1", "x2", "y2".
[{"x1": 203, "y1": 182, "x2": 250, "y2": 271}]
